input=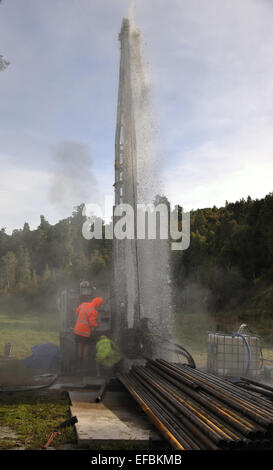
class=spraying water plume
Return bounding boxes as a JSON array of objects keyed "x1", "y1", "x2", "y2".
[
  {"x1": 112, "y1": 16, "x2": 173, "y2": 363},
  {"x1": 128, "y1": 0, "x2": 135, "y2": 22}
]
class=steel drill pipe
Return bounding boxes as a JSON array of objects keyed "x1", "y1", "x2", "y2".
[
  {"x1": 169, "y1": 365, "x2": 273, "y2": 426},
  {"x1": 123, "y1": 373, "x2": 218, "y2": 450},
  {"x1": 135, "y1": 374, "x2": 220, "y2": 450},
  {"x1": 118, "y1": 358, "x2": 273, "y2": 450},
  {"x1": 171, "y1": 363, "x2": 273, "y2": 423},
  {"x1": 129, "y1": 369, "x2": 249, "y2": 450},
  {"x1": 118, "y1": 374, "x2": 187, "y2": 450},
  {"x1": 240, "y1": 377, "x2": 273, "y2": 393},
  {"x1": 146, "y1": 361, "x2": 266, "y2": 438},
  {"x1": 125, "y1": 374, "x2": 202, "y2": 450},
  {"x1": 133, "y1": 366, "x2": 248, "y2": 446},
  {"x1": 154, "y1": 360, "x2": 273, "y2": 427},
  {"x1": 177, "y1": 365, "x2": 273, "y2": 422},
  {"x1": 131, "y1": 366, "x2": 240, "y2": 448},
  {"x1": 95, "y1": 379, "x2": 108, "y2": 403},
  {"x1": 189, "y1": 373, "x2": 273, "y2": 418},
  {"x1": 180, "y1": 364, "x2": 273, "y2": 413},
  {"x1": 130, "y1": 369, "x2": 223, "y2": 449},
  {"x1": 239, "y1": 383, "x2": 273, "y2": 400},
  {"x1": 166, "y1": 362, "x2": 273, "y2": 416},
  {"x1": 152, "y1": 361, "x2": 261, "y2": 420},
  {"x1": 176, "y1": 362, "x2": 273, "y2": 411},
  {"x1": 149, "y1": 364, "x2": 263, "y2": 431}
]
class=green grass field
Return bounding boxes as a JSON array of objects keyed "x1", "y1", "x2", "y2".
[
  {"x1": 0, "y1": 310, "x2": 60, "y2": 360},
  {"x1": 0, "y1": 309, "x2": 76, "y2": 450},
  {"x1": 0, "y1": 309, "x2": 60, "y2": 386}
]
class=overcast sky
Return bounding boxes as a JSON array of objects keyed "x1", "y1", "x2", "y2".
[{"x1": 0, "y1": 0, "x2": 273, "y2": 232}]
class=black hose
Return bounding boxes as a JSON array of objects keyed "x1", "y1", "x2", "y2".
[
  {"x1": 172, "y1": 343, "x2": 196, "y2": 368},
  {"x1": 159, "y1": 347, "x2": 196, "y2": 369},
  {"x1": 138, "y1": 318, "x2": 196, "y2": 368},
  {"x1": 0, "y1": 374, "x2": 59, "y2": 393}
]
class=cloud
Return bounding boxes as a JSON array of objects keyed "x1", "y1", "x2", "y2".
[
  {"x1": 0, "y1": 0, "x2": 273, "y2": 229},
  {"x1": 165, "y1": 117, "x2": 273, "y2": 209},
  {"x1": 133, "y1": 0, "x2": 273, "y2": 208},
  {"x1": 0, "y1": 156, "x2": 53, "y2": 232},
  {"x1": 0, "y1": 148, "x2": 113, "y2": 233}
]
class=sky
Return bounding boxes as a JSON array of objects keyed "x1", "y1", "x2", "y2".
[{"x1": 0, "y1": 0, "x2": 273, "y2": 232}]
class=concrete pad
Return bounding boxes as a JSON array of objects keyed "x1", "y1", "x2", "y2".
[
  {"x1": 82, "y1": 376, "x2": 105, "y2": 387},
  {"x1": 51, "y1": 375, "x2": 105, "y2": 390},
  {"x1": 69, "y1": 390, "x2": 161, "y2": 447}
]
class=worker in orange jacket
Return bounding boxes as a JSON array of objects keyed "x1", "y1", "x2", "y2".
[{"x1": 73, "y1": 296, "x2": 103, "y2": 373}]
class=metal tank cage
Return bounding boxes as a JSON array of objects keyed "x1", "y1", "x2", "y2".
[{"x1": 207, "y1": 331, "x2": 262, "y2": 378}]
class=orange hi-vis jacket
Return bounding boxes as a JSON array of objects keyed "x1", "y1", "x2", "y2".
[{"x1": 73, "y1": 297, "x2": 103, "y2": 338}]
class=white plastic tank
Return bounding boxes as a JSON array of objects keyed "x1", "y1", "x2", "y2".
[{"x1": 207, "y1": 331, "x2": 261, "y2": 378}]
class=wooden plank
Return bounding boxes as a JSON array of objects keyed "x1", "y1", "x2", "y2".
[{"x1": 69, "y1": 390, "x2": 161, "y2": 446}]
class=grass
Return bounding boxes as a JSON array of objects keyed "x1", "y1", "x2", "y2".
[
  {"x1": 0, "y1": 390, "x2": 76, "y2": 449},
  {"x1": 0, "y1": 310, "x2": 60, "y2": 360},
  {"x1": 0, "y1": 309, "x2": 61, "y2": 386},
  {"x1": 0, "y1": 309, "x2": 77, "y2": 450}
]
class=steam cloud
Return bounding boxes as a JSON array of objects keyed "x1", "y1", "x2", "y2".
[{"x1": 49, "y1": 140, "x2": 99, "y2": 214}]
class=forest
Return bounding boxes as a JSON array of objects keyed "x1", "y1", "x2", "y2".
[{"x1": 0, "y1": 193, "x2": 272, "y2": 316}]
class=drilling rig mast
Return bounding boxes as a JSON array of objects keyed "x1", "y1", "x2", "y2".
[{"x1": 112, "y1": 18, "x2": 142, "y2": 356}]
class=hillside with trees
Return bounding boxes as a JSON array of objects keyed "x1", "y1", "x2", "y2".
[
  {"x1": 0, "y1": 205, "x2": 112, "y2": 310},
  {"x1": 0, "y1": 193, "x2": 272, "y2": 318},
  {"x1": 173, "y1": 192, "x2": 273, "y2": 320}
]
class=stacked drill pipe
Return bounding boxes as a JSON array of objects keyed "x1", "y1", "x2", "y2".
[
  {"x1": 237, "y1": 377, "x2": 273, "y2": 401},
  {"x1": 118, "y1": 358, "x2": 273, "y2": 450}
]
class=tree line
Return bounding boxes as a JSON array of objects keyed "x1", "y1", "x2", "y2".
[
  {"x1": 0, "y1": 205, "x2": 112, "y2": 298},
  {"x1": 173, "y1": 192, "x2": 273, "y2": 312},
  {"x1": 0, "y1": 193, "x2": 272, "y2": 312}
]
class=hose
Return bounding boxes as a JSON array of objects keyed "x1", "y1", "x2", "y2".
[
  {"x1": 0, "y1": 374, "x2": 59, "y2": 393},
  {"x1": 158, "y1": 347, "x2": 196, "y2": 368},
  {"x1": 233, "y1": 333, "x2": 251, "y2": 377},
  {"x1": 172, "y1": 343, "x2": 196, "y2": 368},
  {"x1": 236, "y1": 323, "x2": 263, "y2": 370},
  {"x1": 143, "y1": 318, "x2": 196, "y2": 368}
]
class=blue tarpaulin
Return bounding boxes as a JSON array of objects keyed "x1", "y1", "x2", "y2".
[{"x1": 24, "y1": 342, "x2": 60, "y2": 370}]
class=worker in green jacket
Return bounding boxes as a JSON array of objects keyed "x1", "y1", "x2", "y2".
[{"x1": 96, "y1": 335, "x2": 122, "y2": 376}]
